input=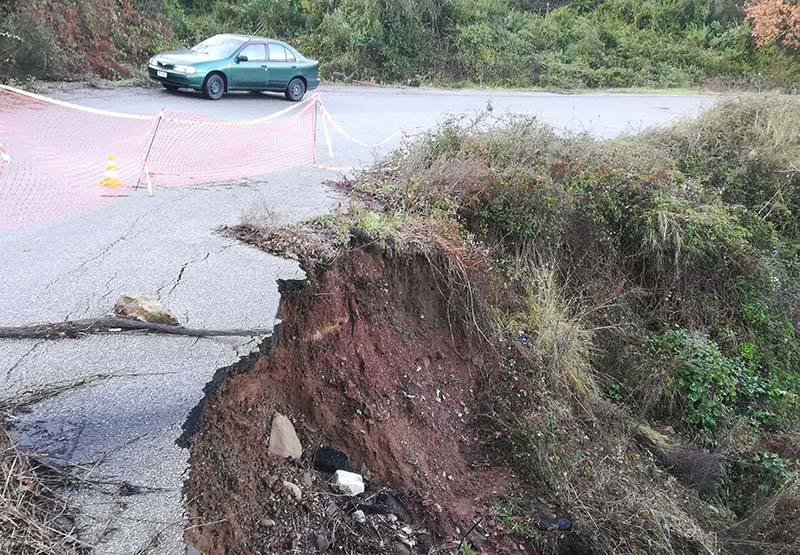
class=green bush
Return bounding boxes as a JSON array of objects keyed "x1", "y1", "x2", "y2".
[
  {"x1": 648, "y1": 328, "x2": 748, "y2": 431},
  {"x1": 4, "y1": 0, "x2": 800, "y2": 88}
]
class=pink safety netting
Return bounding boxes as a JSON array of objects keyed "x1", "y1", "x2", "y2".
[{"x1": 0, "y1": 86, "x2": 318, "y2": 230}]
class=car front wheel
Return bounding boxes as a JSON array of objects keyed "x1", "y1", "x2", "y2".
[
  {"x1": 203, "y1": 74, "x2": 225, "y2": 100},
  {"x1": 285, "y1": 78, "x2": 306, "y2": 102},
  {"x1": 163, "y1": 83, "x2": 179, "y2": 92}
]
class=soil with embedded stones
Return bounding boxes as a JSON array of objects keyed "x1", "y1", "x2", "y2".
[{"x1": 182, "y1": 244, "x2": 528, "y2": 553}]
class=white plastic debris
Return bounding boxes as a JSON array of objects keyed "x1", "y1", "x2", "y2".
[{"x1": 332, "y1": 470, "x2": 365, "y2": 496}]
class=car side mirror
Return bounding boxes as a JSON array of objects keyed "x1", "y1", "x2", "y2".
[{"x1": 235, "y1": 55, "x2": 248, "y2": 63}]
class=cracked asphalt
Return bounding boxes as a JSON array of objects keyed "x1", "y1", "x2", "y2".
[{"x1": 0, "y1": 84, "x2": 717, "y2": 553}]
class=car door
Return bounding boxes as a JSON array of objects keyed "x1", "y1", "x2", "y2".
[
  {"x1": 228, "y1": 43, "x2": 268, "y2": 90},
  {"x1": 266, "y1": 43, "x2": 296, "y2": 90}
]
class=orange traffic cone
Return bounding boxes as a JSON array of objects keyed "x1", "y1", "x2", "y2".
[{"x1": 99, "y1": 155, "x2": 123, "y2": 188}]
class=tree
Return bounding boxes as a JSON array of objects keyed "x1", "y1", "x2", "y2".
[{"x1": 745, "y1": 0, "x2": 800, "y2": 49}]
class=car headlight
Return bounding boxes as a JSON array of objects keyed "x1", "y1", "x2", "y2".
[
  {"x1": 149, "y1": 57, "x2": 157, "y2": 66},
  {"x1": 173, "y1": 65, "x2": 196, "y2": 74}
]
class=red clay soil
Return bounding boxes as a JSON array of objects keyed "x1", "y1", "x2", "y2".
[{"x1": 183, "y1": 245, "x2": 523, "y2": 554}]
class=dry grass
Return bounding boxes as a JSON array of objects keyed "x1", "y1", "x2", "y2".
[
  {"x1": 504, "y1": 267, "x2": 601, "y2": 407},
  {"x1": 720, "y1": 477, "x2": 800, "y2": 554},
  {"x1": 0, "y1": 425, "x2": 88, "y2": 554}
]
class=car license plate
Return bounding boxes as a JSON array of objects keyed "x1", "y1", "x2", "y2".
[{"x1": 157, "y1": 70, "x2": 167, "y2": 78}]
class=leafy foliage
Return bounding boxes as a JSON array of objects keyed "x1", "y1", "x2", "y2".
[
  {"x1": 2, "y1": 0, "x2": 800, "y2": 88},
  {"x1": 746, "y1": 0, "x2": 800, "y2": 49}
]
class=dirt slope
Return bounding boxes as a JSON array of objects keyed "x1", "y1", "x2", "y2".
[{"x1": 183, "y1": 244, "x2": 520, "y2": 553}]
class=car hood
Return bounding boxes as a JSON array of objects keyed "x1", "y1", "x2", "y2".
[{"x1": 152, "y1": 49, "x2": 220, "y2": 65}]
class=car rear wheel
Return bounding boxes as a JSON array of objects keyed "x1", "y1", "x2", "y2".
[
  {"x1": 285, "y1": 78, "x2": 306, "y2": 102},
  {"x1": 203, "y1": 74, "x2": 225, "y2": 100}
]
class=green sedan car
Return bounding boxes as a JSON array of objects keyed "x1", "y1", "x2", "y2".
[{"x1": 148, "y1": 34, "x2": 320, "y2": 101}]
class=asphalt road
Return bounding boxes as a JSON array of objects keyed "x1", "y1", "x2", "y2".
[{"x1": 0, "y1": 84, "x2": 717, "y2": 553}]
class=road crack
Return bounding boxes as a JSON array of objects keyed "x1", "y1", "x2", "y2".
[
  {"x1": 44, "y1": 190, "x2": 194, "y2": 296},
  {"x1": 160, "y1": 251, "x2": 212, "y2": 298},
  {"x1": 4, "y1": 340, "x2": 45, "y2": 384}
]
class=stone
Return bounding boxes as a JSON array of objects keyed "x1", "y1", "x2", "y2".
[
  {"x1": 375, "y1": 492, "x2": 410, "y2": 521},
  {"x1": 352, "y1": 509, "x2": 366, "y2": 523},
  {"x1": 332, "y1": 470, "x2": 364, "y2": 496},
  {"x1": 261, "y1": 518, "x2": 276, "y2": 528},
  {"x1": 391, "y1": 541, "x2": 412, "y2": 555},
  {"x1": 313, "y1": 533, "x2": 331, "y2": 551},
  {"x1": 114, "y1": 293, "x2": 178, "y2": 325},
  {"x1": 283, "y1": 480, "x2": 302, "y2": 500},
  {"x1": 325, "y1": 499, "x2": 339, "y2": 516},
  {"x1": 268, "y1": 412, "x2": 302, "y2": 460}
]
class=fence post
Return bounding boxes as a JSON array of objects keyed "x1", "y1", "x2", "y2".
[
  {"x1": 320, "y1": 103, "x2": 334, "y2": 160},
  {"x1": 136, "y1": 108, "x2": 165, "y2": 197}
]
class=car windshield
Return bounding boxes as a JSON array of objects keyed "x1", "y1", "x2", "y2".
[{"x1": 191, "y1": 36, "x2": 245, "y2": 58}]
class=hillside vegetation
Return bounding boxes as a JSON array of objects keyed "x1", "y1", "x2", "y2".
[
  {"x1": 2, "y1": 0, "x2": 799, "y2": 89},
  {"x1": 236, "y1": 95, "x2": 800, "y2": 552}
]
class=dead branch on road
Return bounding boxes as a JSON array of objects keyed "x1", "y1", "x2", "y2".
[
  {"x1": 0, "y1": 317, "x2": 272, "y2": 340},
  {"x1": 1, "y1": 424, "x2": 93, "y2": 554},
  {"x1": 0, "y1": 374, "x2": 113, "y2": 414}
]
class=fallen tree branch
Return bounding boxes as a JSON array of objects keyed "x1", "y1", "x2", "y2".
[
  {"x1": 0, "y1": 317, "x2": 272, "y2": 340},
  {"x1": 0, "y1": 374, "x2": 113, "y2": 413}
]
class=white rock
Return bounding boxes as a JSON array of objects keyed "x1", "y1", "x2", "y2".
[
  {"x1": 114, "y1": 293, "x2": 178, "y2": 325},
  {"x1": 283, "y1": 481, "x2": 302, "y2": 500},
  {"x1": 352, "y1": 509, "x2": 366, "y2": 523},
  {"x1": 332, "y1": 470, "x2": 365, "y2": 496},
  {"x1": 268, "y1": 412, "x2": 302, "y2": 460}
]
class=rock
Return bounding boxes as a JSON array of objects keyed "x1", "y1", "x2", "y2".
[
  {"x1": 325, "y1": 499, "x2": 339, "y2": 516},
  {"x1": 332, "y1": 470, "x2": 365, "y2": 496},
  {"x1": 391, "y1": 541, "x2": 412, "y2": 555},
  {"x1": 302, "y1": 470, "x2": 314, "y2": 488},
  {"x1": 375, "y1": 492, "x2": 410, "y2": 521},
  {"x1": 360, "y1": 462, "x2": 373, "y2": 481},
  {"x1": 114, "y1": 293, "x2": 178, "y2": 325},
  {"x1": 283, "y1": 481, "x2": 302, "y2": 500},
  {"x1": 268, "y1": 412, "x2": 303, "y2": 460},
  {"x1": 352, "y1": 509, "x2": 366, "y2": 523},
  {"x1": 261, "y1": 518, "x2": 276, "y2": 528},
  {"x1": 556, "y1": 516, "x2": 572, "y2": 531},
  {"x1": 313, "y1": 446, "x2": 356, "y2": 473},
  {"x1": 313, "y1": 533, "x2": 331, "y2": 551}
]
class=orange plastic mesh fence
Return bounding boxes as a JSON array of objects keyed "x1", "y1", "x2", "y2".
[{"x1": 0, "y1": 86, "x2": 318, "y2": 230}]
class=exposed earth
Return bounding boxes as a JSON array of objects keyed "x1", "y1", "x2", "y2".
[{"x1": 0, "y1": 84, "x2": 716, "y2": 553}]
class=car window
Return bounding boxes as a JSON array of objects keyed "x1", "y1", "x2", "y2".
[
  {"x1": 239, "y1": 43, "x2": 266, "y2": 61},
  {"x1": 284, "y1": 47, "x2": 296, "y2": 62},
  {"x1": 269, "y1": 43, "x2": 287, "y2": 62},
  {"x1": 191, "y1": 35, "x2": 245, "y2": 58}
]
